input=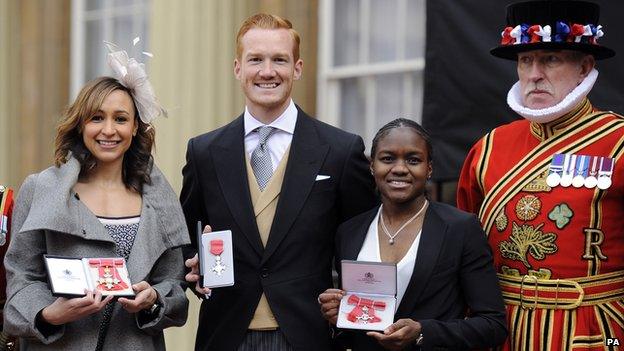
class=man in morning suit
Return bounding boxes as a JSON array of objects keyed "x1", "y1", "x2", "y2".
[{"x1": 181, "y1": 13, "x2": 377, "y2": 351}]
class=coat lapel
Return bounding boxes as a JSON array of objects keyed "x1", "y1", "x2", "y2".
[
  {"x1": 395, "y1": 205, "x2": 447, "y2": 318},
  {"x1": 341, "y1": 208, "x2": 378, "y2": 261},
  {"x1": 127, "y1": 166, "x2": 190, "y2": 281},
  {"x1": 337, "y1": 208, "x2": 379, "y2": 277},
  {"x1": 260, "y1": 110, "x2": 329, "y2": 265},
  {"x1": 126, "y1": 203, "x2": 167, "y2": 281},
  {"x1": 19, "y1": 158, "x2": 115, "y2": 244},
  {"x1": 210, "y1": 116, "x2": 264, "y2": 256}
]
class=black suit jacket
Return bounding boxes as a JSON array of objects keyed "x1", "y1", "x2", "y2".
[
  {"x1": 180, "y1": 108, "x2": 378, "y2": 351},
  {"x1": 335, "y1": 202, "x2": 507, "y2": 351}
]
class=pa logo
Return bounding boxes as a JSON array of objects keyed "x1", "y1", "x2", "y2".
[{"x1": 606, "y1": 338, "x2": 620, "y2": 346}]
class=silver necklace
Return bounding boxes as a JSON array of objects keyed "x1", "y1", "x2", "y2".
[{"x1": 379, "y1": 200, "x2": 428, "y2": 245}]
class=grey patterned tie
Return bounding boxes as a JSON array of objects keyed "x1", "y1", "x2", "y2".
[{"x1": 251, "y1": 126, "x2": 276, "y2": 191}]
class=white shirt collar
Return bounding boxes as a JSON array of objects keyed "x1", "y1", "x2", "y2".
[{"x1": 244, "y1": 100, "x2": 298, "y2": 136}]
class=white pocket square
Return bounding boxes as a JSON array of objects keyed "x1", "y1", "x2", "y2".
[{"x1": 315, "y1": 175, "x2": 331, "y2": 181}]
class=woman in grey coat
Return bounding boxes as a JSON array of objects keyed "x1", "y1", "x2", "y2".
[{"x1": 3, "y1": 71, "x2": 189, "y2": 350}]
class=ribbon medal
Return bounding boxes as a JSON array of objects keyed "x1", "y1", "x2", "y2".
[
  {"x1": 572, "y1": 155, "x2": 590, "y2": 188},
  {"x1": 210, "y1": 239, "x2": 226, "y2": 276},
  {"x1": 560, "y1": 154, "x2": 576, "y2": 187},
  {"x1": 546, "y1": 154, "x2": 565, "y2": 187},
  {"x1": 346, "y1": 295, "x2": 386, "y2": 324},
  {"x1": 88, "y1": 258, "x2": 129, "y2": 291},
  {"x1": 584, "y1": 156, "x2": 600, "y2": 188},
  {"x1": 597, "y1": 157, "x2": 614, "y2": 190}
]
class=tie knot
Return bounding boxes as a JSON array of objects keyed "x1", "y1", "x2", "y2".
[{"x1": 256, "y1": 126, "x2": 275, "y2": 144}]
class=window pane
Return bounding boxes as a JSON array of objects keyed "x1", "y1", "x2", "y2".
[
  {"x1": 411, "y1": 70, "x2": 424, "y2": 121},
  {"x1": 340, "y1": 78, "x2": 367, "y2": 140},
  {"x1": 114, "y1": 0, "x2": 137, "y2": 6},
  {"x1": 333, "y1": 0, "x2": 360, "y2": 66},
  {"x1": 406, "y1": 0, "x2": 426, "y2": 59},
  {"x1": 86, "y1": 19, "x2": 105, "y2": 80},
  {"x1": 113, "y1": 15, "x2": 134, "y2": 48},
  {"x1": 370, "y1": 0, "x2": 398, "y2": 63},
  {"x1": 375, "y1": 73, "x2": 404, "y2": 129},
  {"x1": 86, "y1": 0, "x2": 104, "y2": 11}
]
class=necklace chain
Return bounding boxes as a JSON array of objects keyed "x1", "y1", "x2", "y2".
[{"x1": 379, "y1": 200, "x2": 428, "y2": 245}]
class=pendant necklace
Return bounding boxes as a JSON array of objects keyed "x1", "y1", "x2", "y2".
[{"x1": 379, "y1": 200, "x2": 428, "y2": 245}]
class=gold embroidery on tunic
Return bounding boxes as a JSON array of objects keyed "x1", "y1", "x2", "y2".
[
  {"x1": 501, "y1": 266, "x2": 521, "y2": 276},
  {"x1": 515, "y1": 195, "x2": 542, "y2": 221},
  {"x1": 499, "y1": 222, "x2": 558, "y2": 268},
  {"x1": 522, "y1": 170, "x2": 552, "y2": 192},
  {"x1": 495, "y1": 209, "x2": 508, "y2": 232},
  {"x1": 500, "y1": 265, "x2": 552, "y2": 278},
  {"x1": 582, "y1": 228, "x2": 608, "y2": 261},
  {"x1": 527, "y1": 268, "x2": 552, "y2": 279}
]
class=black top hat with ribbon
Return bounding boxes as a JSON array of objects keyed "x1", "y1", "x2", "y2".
[{"x1": 490, "y1": 0, "x2": 615, "y2": 60}]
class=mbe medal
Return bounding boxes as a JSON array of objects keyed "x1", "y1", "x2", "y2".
[
  {"x1": 560, "y1": 154, "x2": 575, "y2": 187},
  {"x1": 546, "y1": 154, "x2": 565, "y2": 187},
  {"x1": 201, "y1": 230, "x2": 234, "y2": 288},
  {"x1": 88, "y1": 258, "x2": 129, "y2": 291},
  {"x1": 572, "y1": 155, "x2": 589, "y2": 188},
  {"x1": 597, "y1": 157, "x2": 614, "y2": 190},
  {"x1": 210, "y1": 239, "x2": 226, "y2": 276},
  {"x1": 584, "y1": 156, "x2": 599, "y2": 188}
]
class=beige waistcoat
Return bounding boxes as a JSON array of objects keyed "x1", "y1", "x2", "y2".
[{"x1": 245, "y1": 147, "x2": 290, "y2": 330}]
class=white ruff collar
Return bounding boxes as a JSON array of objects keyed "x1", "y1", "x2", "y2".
[{"x1": 507, "y1": 68, "x2": 598, "y2": 123}]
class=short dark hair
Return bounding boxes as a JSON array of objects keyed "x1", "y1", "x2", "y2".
[
  {"x1": 54, "y1": 76, "x2": 155, "y2": 193},
  {"x1": 370, "y1": 118, "x2": 433, "y2": 162}
]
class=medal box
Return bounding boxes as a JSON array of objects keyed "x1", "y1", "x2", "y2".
[
  {"x1": 44, "y1": 255, "x2": 134, "y2": 297},
  {"x1": 336, "y1": 260, "x2": 397, "y2": 331},
  {"x1": 199, "y1": 229, "x2": 234, "y2": 288}
]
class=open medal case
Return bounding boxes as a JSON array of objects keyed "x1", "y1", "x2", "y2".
[
  {"x1": 44, "y1": 255, "x2": 135, "y2": 297},
  {"x1": 336, "y1": 260, "x2": 397, "y2": 331},
  {"x1": 199, "y1": 230, "x2": 234, "y2": 288}
]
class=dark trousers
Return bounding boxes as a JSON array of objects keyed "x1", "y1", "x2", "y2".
[{"x1": 237, "y1": 329, "x2": 294, "y2": 351}]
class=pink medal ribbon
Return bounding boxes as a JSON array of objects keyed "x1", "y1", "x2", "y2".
[
  {"x1": 210, "y1": 239, "x2": 226, "y2": 276},
  {"x1": 88, "y1": 258, "x2": 128, "y2": 291},
  {"x1": 346, "y1": 294, "x2": 386, "y2": 324}
]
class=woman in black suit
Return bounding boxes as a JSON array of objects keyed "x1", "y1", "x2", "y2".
[{"x1": 319, "y1": 118, "x2": 507, "y2": 350}]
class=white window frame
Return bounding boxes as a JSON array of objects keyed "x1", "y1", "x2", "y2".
[
  {"x1": 70, "y1": 0, "x2": 150, "y2": 99},
  {"x1": 317, "y1": 0, "x2": 426, "y2": 145}
]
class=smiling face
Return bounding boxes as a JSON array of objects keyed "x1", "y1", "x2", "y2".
[
  {"x1": 82, "y1": 89, "x2": 137, "y2": 168},
  {"x1": 234, "y1": 28, "x2": 303, "y2": 122},
  {"x1": 517, "y1": 49, "x2": 594, "y2": 109},
  {"x1": 371, "y1": 127, "x2": 432, "y2": 206}
]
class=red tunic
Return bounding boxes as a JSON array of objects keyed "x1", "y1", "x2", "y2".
[
  {"x1": 458, "y1": 99, "x2": 624, "y2": 350},
  {"x1": 0, "y1": 186, "x2": 14, "y2": 325}
]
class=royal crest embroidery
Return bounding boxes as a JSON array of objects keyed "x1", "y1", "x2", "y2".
[
  {"x1": 522, "y1": 170, "x2": 552, "y2": 192},
  {"x1": 499, "y1": 222, "x2": 558, "y2": 268},
  {"x1": 495, "y1": 210, "x2": 508, "y2": 232},
  {"x1": 548, "y1": 203, "x2": 574, "y2": 229},
  {"x1": 515, "y1": 195, "x2": 542, "y2": 221}
]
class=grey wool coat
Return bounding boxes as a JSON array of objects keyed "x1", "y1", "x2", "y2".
[{"x1": 3, "y1": 157, "x2": 190, "y2": 350}]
